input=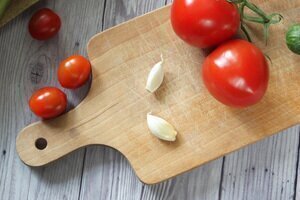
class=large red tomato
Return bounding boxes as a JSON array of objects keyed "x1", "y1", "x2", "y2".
[
  {"x1": 171, "y1": 0, "x2": 240, "y2": 48},
  {"x1": 58, "y1": 55, "x2": 91, "y2": 89},
  {"x1": 28, "y1": 8, "x2": 61, "y2": 40},
  {"x1": 202, "y1": 40, "x2": 269, "y2": 107},
  {"x1": 29, "y1": 87, "x2": 67, "y2": 119}
]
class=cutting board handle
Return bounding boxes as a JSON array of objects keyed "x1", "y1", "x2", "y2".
[
  {"x1": 16, "y1": 81, "x2": 131, "y2": 167},
  {"x1": 16, "y1": 112, "x2": 93, "y2": 166}
]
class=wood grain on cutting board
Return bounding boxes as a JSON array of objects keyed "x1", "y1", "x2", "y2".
[{"x1": 16, "y1": 0, "x2": 300, "y2": 184}]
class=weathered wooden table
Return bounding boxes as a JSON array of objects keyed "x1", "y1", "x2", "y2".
[{"x1": 0, "y1": 0, "x2": 300, "y2": 199}]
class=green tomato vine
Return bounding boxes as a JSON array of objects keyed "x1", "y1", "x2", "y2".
[{"x1": 228, "y1": 0, "x2": 283, "y2": 44}]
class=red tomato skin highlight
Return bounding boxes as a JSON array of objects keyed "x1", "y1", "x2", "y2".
[
  {"x1": 171, "y1": 0, "x2": 240, "y2": 48},
  {"x1": 29, "y1": 87, "x2": 67, "y2": 119},
  {"x1": 202, "y1": 40, "x2": 269, "y2": 107},
  {"x1": 28, "y1": 8, "x2": 61, "y2": 40},
  {"x1": 58, "y1": 55, "x2": 91, "y2": 89}
]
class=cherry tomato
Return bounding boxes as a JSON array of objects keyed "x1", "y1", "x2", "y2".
[
  {"x1": 28, "y1": 8, "x2": 61, "y2": 40},
  {"x1": 29, "y1": 87, "x2": 67, "y2": 119},
  {"x1": 58, "y1": 55, "x2": 91, "y2": 89},
  {"x1": 171, "y1": 0, "x2": 240, "y2": 48},
  {"x1": 202, "y1": 40, "x2": 269, "y2": 107}
]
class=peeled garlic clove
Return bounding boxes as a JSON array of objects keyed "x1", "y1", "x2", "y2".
[
  {"x1": 145, "y1": 55, "x2": 164, "y2": 93},
  {"x1": 147, "y1": 113, "x2": 177, "y2": 141}
]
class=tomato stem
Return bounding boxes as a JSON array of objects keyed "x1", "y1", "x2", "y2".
[
  {"x1": 243, "y1": 15, "x2": 265, "y2": 23},
  {"x1": 243, "y1": 0, "x2": 270, "y2": 23},
  {"x1": 238, "y1": 2, "x2": 252, "y2": 41},
  {"x1": 241, "y1": 23, "x2": 252, "y2": 42},
  {"x1": 228, "y1": 0, "x2": 283, "y2": 44}
]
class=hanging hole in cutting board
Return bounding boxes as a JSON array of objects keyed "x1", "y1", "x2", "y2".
[{"x1": 35, "y1": 138, "x2": 47, "y2": 150}]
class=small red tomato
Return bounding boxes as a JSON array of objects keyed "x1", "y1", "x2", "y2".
[
  {"x1": 58, "y1": 55, "x2": 91, "y2": 89},
  {"x1": 29, "y1": 87, "x2": 67, "y2": 119},
  {"x1": 28, "y1": 8, "x2": 61, "y2": 40},
  {"x1": 171, "y1": 0, "x2": 240, "y2": 48},
  {"x1": 202, "y1": 40, "x2": 269, "y2": 107}
]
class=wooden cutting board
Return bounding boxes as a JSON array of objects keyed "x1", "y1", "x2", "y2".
[
  {"x1": 16, "y1": 0, "x2": 300, "y2": 184},
  {"x1": 0, "y1": 0, "x2": 39, "y2": 27}
]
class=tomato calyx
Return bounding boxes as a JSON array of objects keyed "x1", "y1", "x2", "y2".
[{"x1": 228, "y1": 0, "x2": 283, "y2": 44}]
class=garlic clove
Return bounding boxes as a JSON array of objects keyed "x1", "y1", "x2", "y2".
[
  {"x1": 147, "y1": 113, "x2": 177, "y2": 141},
  {"x1": 145, "y1": 55, "x2": 164, "y2": 93}
]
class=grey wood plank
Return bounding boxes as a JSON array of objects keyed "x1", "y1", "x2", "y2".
[
  {"x1": 26, "y1": 0, "x2": 107, "y2": 199},
  {"x1": 79, "y1": 146, "x2": 143, "y2": 200},
  {"x1": 220, "y1": 126, "x2": 300, "y2": 200},
  {"x1": 140, "y1": 159, "x2": 223, "y2": 200},
  {"x1": 0, "y1": 0, "x2": 105, "y2": 199},
  {"x1": 295, "y1": 138, "x2": 300, "y2": 200},
  {"x1": 79, "y1": 1, "x2": 223, "y2": 200},
  {"x1": 0, "y1": 2, "x2": 59, "y2": 199}
]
